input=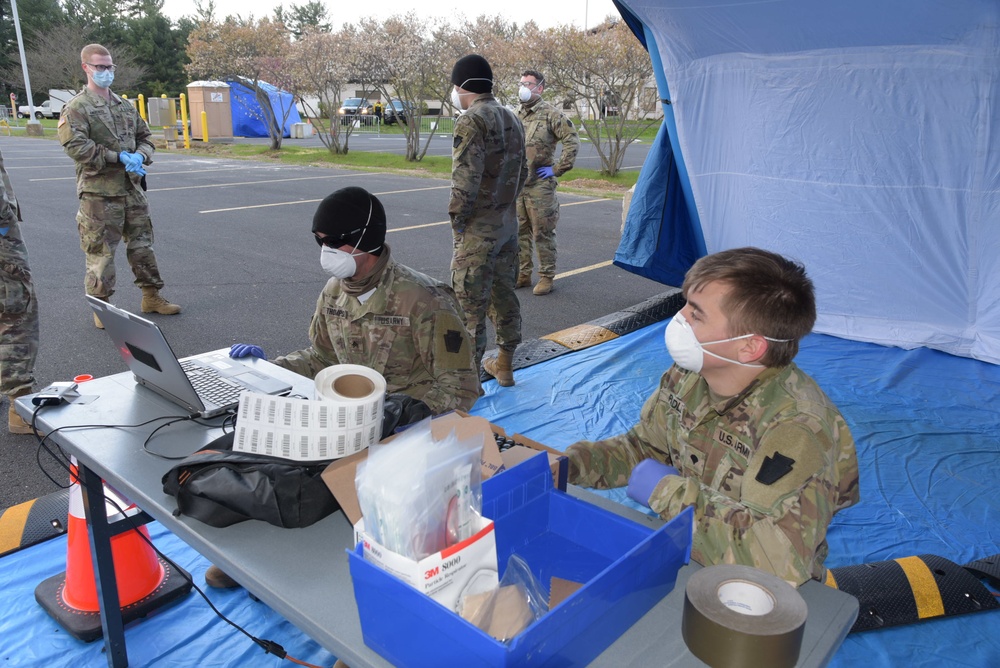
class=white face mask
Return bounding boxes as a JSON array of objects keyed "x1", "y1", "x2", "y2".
[
  {"x1": 320, "y1": 247, "x2": 357, "y2": 279},
  {"x1": 518, "y1": 86, "x2": 533, "y2": 103},
  {"x1": 664, "y1": 311, "x2": 789, "y2": 373},
  {"x1": 451, "y1": 88, "x2": 464, "y2": 112}
]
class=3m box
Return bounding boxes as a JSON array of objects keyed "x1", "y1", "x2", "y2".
[
  {"x1": 348, "y1": 453, "x2": 693, "y2": 667},
  {"x1": 357, "y1": 515, "x2": 498, "y2": 612}
]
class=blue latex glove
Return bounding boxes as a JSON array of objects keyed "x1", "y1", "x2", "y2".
[
  {"x1": 536, "y1": 166, "x2": 555, "y2": 179},
  {"x1": 229, "y1": 343, "x2": 267, "y2": 360},
  {"x1": 119, "y1": 152, "x2": 146, "y2": 175},
  {"x1": 627, "y1": 459, "x2": 680, "y2": 507},
  {"x1": 0, "y1": 227, "x2": 8, "y2": 237}
]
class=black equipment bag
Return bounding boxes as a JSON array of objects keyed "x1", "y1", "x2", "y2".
[{"x1": 162, "y1": 432, "x2": 339, "y2": 529}]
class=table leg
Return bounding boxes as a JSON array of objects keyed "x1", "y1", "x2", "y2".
[{"x1": 79, "y1": 464, "x2": 129, "y2": 667}]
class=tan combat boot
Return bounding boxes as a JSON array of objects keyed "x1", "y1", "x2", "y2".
[
  {"x1": 533, "y1": 276, "x2": 554, "y2": 296},
  {"x1": 516, "y1": 273, "x2": 532, "y2": 289},
  {"x1": 141, "y1": 288, "x2": 181, "y2": 315},
  {"x1": 8, "y1": 389, "x2": 33, "y2": 435},
  {"x1": 91, "y1": 295, "x2": 108, "y2": 329},
  {"x1": 483, "y1": 348, "x2": 515, "y2": 387}
]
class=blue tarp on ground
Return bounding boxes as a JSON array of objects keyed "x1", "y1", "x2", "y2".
[
  {"x1": 614, "y1": 0, "x2": 1000, "y2": 364},
  {"x1": 1, "y1": 326, "x2": 997, "y2": 665},
  {"x1": 227, "y1": 79, "x2": 301, "y2": 139}
]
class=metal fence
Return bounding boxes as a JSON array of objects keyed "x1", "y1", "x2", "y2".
[{"x1": 334, "y1": 114, "x2": 457, "y2": 136}]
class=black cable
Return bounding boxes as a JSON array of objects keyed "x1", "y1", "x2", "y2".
[{"x1": 98, "y1": 492, "x2": 323, "y2": 668}]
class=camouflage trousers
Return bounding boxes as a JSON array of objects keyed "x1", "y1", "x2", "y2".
[
  {"x1": 451, "y1": 225, "x2": 522, "y2": 367},
  {"x1": 77, "y1": 191, "x2": 164, "y2": 299},
  {"x1": 516, "y1": 179, "x2": 560, "y2": 278},
  {"x1": 0, "y1": 220, "x2": 38, "y2": 396}
]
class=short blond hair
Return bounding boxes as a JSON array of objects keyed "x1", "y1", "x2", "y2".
[{"x1": 81, "y1": 44, "x2": 110, "y2": 63}]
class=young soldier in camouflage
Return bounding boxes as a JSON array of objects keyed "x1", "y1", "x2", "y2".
[
  {"x1": 0, "y1": 148, "x2": 40, "y2": 434},
  {"x1": 448, "y1": 54, "x2": 528, "y2": 387},
  {"x1": 567, "y1": 248, "x2": 859, "y2": 586},
  {"x1": 58, "y1": 44, "x2": 179, "y2": 329},
  {"x1": 515, "y1": 70, "x2": 579, "y2": 296}
]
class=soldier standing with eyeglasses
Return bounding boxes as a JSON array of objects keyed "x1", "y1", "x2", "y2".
[{"x1": 58, "y1": 43, "x2": 180, "y2": 329}]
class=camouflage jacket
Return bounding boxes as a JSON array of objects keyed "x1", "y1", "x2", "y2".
[
  {"x1": 567, "y1": 363, "x2": 860, "y2": 586},
  {"x1": 449, "y1": 94, "x2": 527, "y2": 236},
  {"x1": 517, "y1": 98, "x2": 579, "y2": 187},
  {"x1": 0, "y1": 148, "x2": 20, "y2": 228},
  {"x1": 274, "y1": 258, "x2": 481, "y2": 414},
  {"x1": 57, "y1": 88, "x2": 153, "y2": 197}
]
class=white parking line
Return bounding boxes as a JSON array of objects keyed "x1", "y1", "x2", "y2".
[
  {"x1": 555, "y1": 260, "x2": 614, "y2": 279},
  {"x1": 28, "y1": 166, "x2": 291, "y2": 182},
  {"x1": 199, "y1": 185, "x2": 451, "y2": 213}
]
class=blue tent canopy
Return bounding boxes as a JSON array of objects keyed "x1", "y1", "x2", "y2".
[
  {"x1": 614, "y1": 0, "x2": 1000, "y2": 364},
  {"x1": 226, "y1": 79, "x2": 302, "y2": 138}
]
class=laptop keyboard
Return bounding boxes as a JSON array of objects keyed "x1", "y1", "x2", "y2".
[{"x1": 180, "y1": 360, "x2": 244, "y2": 407}]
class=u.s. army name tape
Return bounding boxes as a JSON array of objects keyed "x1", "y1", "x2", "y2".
[{"x1": 682, "y1": 564, "x2": 808, "y2": 668}]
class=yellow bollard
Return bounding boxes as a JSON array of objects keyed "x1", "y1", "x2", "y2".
[
  {"x1": 201, "y1": 110, "x2": 209, "y2": 143},
  {"x1": 138, "y1": 94, "x2": 146, "y2": 122},
  {"x1": 180, "y1": 93, "x2": 190, "y2": 149}
]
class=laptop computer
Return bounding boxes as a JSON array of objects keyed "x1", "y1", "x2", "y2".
[{"x1": 86, "y1": 295, "x2": 292, "y2": 418}]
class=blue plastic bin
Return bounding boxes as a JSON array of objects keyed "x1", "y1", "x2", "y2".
[{"x1": 348, "y1": 453, "x2": 693, "y2": 667}]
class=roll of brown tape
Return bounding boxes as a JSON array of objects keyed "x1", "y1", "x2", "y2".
[{"x1": 682, "y1": 565, "x2": 808, "y2": 668}]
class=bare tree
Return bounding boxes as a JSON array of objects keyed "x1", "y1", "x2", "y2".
[
  {"x1": 186, "y1": 17, "x2": 293, "y2": 150},
  {"x1": 1, "y1": 24, "x2": 144, "y2": 96},
  {"x1": 280, "y1": 28, "x2": 354, "y2": 153},
  {"x1": 354, "y1": 13, "x2": 458, "y2": 162},
  {"x1": 536, "y1": 20, "x2": 657, "y2": 176}
]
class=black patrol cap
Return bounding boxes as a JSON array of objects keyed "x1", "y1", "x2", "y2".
[{"x1": 312, "y1": 186, "x2": 386, "y2": 252}]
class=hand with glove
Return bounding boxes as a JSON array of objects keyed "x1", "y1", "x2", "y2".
[
  {"x1": 536, "y1": 166, "x2": 555, "y2": 179},
  {"x1": 626, "y1": 458, "x2": 680, "y2": 507},
  {"x1": 119, "y1": 152, "x2": 147, "y2": 176},
  {"x1": 229, "y1": 343, "x2": 267, "y2": 360}
]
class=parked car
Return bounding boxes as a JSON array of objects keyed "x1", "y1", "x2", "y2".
[
  {"x1": 339, "y1": 97, "x2": 374, "y2": 125},
  {"x1": 382, "y1": 99, "x2": 415, "y2": 126},
  {"x1": 17, "y1": 99, "x2": 61, "y2": 119}
]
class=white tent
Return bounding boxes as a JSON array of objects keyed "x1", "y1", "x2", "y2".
[{"x1": 614, "y1": 0, "x2": 1000, "y2": 363}]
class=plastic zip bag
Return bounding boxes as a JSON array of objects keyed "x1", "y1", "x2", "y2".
[
  {"x1": 459, "y1": 553, "x2": 550, "y2": 643},
  {"x1": 355, "y1": 417, "x2": 484, "y2": 560}
]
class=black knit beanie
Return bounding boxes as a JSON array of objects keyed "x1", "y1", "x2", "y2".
[
  {"x1": 312, "y1": 187, "x2": 386, "y2": 253},
  {"x1": 450, "y1": 54, "x2": 493, "y2": 94}
]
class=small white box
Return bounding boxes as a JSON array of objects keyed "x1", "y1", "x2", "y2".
[{"x1": 356, "y1": 515, "x2": 499, "y2": 612}]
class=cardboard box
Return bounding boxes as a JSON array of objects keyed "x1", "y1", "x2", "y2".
[
  {"x1": 321, "y1": 412, "x2": 567, "y2": 528},
  {"x1": 348, "y1": 453, "x2": 694, "y2": 667}
]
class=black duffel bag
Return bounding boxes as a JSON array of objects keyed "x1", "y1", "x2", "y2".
[{"x1": 162, "y1": 432, "x2": 339, "y2": 529}]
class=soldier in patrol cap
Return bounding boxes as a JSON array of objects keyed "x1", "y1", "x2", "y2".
[
  {"x1": 449, "y1": 54, "x2": 528, "y2": 387},
  {"x1": 58, "y1": 44, "x2": 180, "y2": 328},
  {"x1": 566, "y1": 247, "x2": 859, "y2": 586}
]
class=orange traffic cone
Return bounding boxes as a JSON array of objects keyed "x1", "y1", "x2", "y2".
[{"x1": 35, "y1": 459, "x2": 192, "y2": 642}]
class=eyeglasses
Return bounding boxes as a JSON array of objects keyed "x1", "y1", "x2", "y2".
[
  {"x1": 86, "y1": 63, "x2": 116, "y2": 73},
  {"x1": 314, "y1": 234, "x2": 349, "y2": 249}
]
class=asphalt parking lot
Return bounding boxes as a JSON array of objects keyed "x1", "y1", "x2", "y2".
[{"x1": 0, "y1": 134, "x2": 670, "y2": 507}]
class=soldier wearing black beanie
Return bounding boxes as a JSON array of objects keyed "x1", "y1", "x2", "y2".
[
  {"x1": 312, "y1": 186, "x2": 386, "y2": 254},
  {"x1": 450, "y1": 54, "x2": 494, "y2": 94}
]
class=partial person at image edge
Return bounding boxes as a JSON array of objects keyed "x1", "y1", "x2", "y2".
[{"x1": 566, "y1": 247, "x2": 860, "y2": 587}]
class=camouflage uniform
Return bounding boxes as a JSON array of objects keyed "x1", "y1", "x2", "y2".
[
  {"x1": 0, "y1": 149, "x2": 38, "y2": 397},
  {"x1": 274, "y1": 251, "x2": 480, "y2": 414},
  {"x1": 449, "y1": 94, "x2": 528, "y2": 366},
  {"x1": 516, "y1": 98, "x2": 579, "y2": 278},
  {"x1": 567, "y1": 363, "x2": 860, "y2": 586},
  {"x1": 58, "y1": 88, "x2": 164, "y2": 299}
]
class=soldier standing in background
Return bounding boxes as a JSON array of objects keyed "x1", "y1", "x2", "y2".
[
  {"x1": 448, "y1": 54, "x2": 527, "y2": 387},
  {"x1": 566, "y1": 247, "x2": 860, "y2": 586},
  {"x1": 58, "y1": 43, "x2": 180, "y2": 329},
  {"x1": 0, "y1": 148, "x2": 40, "y2": 434},
  {"x1": 515, "y1": 69, "x2": 579, "y2": 296}
]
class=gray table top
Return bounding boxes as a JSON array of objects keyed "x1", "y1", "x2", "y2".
[{"x1": 18, "y1": 355, "x2": 858, "y2": 667}]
